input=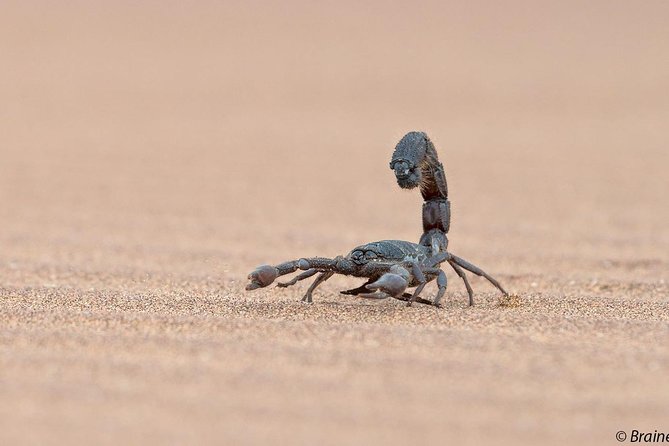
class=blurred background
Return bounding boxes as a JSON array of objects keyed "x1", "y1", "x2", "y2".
[
  {"x1": 0, "y1": 1, "x2": 667, "y2": 445},
  {"x1": 2, "y1": 0, "x2": 667, "y2": 264}
]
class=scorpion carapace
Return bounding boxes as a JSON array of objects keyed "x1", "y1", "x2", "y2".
[
  {"x1": 390, "y1": 131, "x2": 451, "y2": 256},
  {"x1": 245, "y1": 131, "x2": 508, "y2": 307}
]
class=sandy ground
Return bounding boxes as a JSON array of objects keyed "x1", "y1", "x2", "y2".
[{"x1": 1, "y1": 1, "x2": 668, "y2": 445}]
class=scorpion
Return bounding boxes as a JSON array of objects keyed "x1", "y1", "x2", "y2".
[{"x1": 246, "y1": 131, "x2": 508, "y2": 307}]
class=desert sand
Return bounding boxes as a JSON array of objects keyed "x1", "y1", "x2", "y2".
[{"x1": 1, "y1": 1, "x2": 668, "y2": 445}]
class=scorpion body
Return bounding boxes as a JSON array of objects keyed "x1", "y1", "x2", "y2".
[{"x1": 245, "y1": 131, "x2": 507, "y2": 307}]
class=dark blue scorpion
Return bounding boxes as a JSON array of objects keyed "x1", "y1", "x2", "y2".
[{"x1": 246, "y1": 131, "x2": 508, "y2": 307}]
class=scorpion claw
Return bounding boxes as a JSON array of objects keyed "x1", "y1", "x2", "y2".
[
  {"x1": 365, "y1": 272, "x2": 408, "y2": 298},
  {"x1": 246, "y1": 265, "x2": 279, "y2": 290}
]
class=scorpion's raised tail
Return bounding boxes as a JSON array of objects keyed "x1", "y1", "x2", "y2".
[{"x1": 390, "y1": 132, "x2": 451, "y2": 254}]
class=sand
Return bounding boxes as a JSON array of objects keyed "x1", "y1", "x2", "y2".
[{"x1": 1, "y1": 1, "x2": 668, "y2": 445}]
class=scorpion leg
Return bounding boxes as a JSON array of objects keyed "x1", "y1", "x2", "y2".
[
  {"x1": 397, "y1": 293, "x2": 434, "y2": 306},
  {"x1": 277, "y1": 268, "x2": 318, "y2": 288},
  {"x1": 406, "y1": 261, "x2": 428, "y2": 307},
  {"x1": 450, "y1": 255, "x2": 508, "y2": 296},
  {"x1": 302, "y1": 271, "x2": 334, "y2": 303},
  {"x1": 433, "y1": 269, "x2": 448, "y2": 308},
  {"x1": 406, "y1": 283, "x2": 427, "y2": 307},
  {"x1": 448, "y1": 260, "x2": 474, "y2": 306}
]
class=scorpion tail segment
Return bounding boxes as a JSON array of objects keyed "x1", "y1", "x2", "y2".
[
  {"x1": 420, "y1": 228, "x2": 449, "y2": 256},
  {"x1": 422, "y1": 200, "x2": 451, "y2": 236},
  {"x1": 450, "y1": 255, "x2": 508, "y2": 297},
  {"x1": 365, "y1": 272, "x2": 408, "y2": 298},
  {"x1": 246, "y1": 265, "x2": 280, "y2": 290},
  {"x1": 431, "y1": 160, "x2": 449, "y2": 200}
]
